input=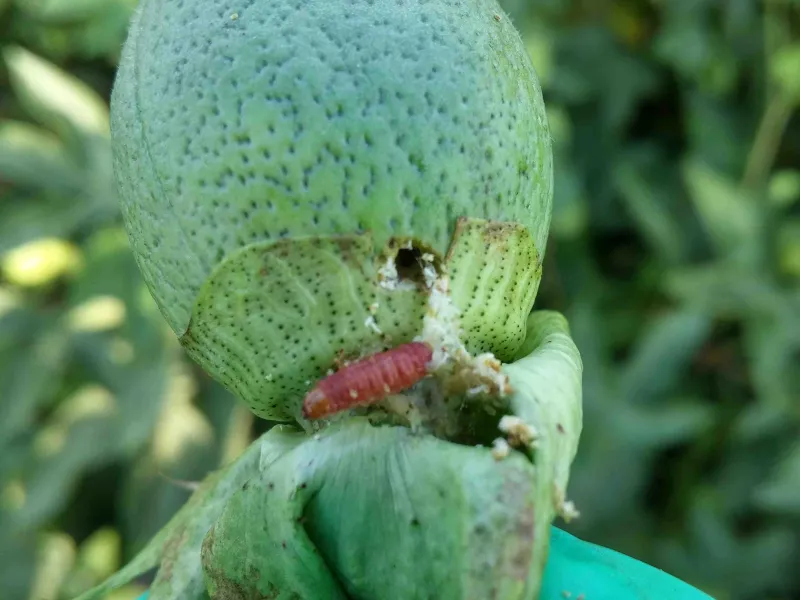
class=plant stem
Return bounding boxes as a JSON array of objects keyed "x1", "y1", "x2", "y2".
[
  {"x1": 741, "y1": 0, "x2": 797, "y2": 190},
  {"x1": 741, "y1": 93, "x2": 795, "y2": 190}
]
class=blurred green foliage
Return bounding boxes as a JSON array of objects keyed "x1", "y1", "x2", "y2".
[{"x1": 0, "y1": 1, "x2": 798, "y2": 599}]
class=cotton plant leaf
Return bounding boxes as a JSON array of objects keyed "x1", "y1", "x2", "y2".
[
  {"x1": 754, "y1": 442, "x2": 800, "y2": 515},
  {"x1": 0, "y1": 120, "x2": 81, "y2": 192},
  {"x1": 770, "y1": 43, "x2": 800, "y2": 103},
  {"x1": 730, "y1": 403, "x2": 796, "y2": 443},
  {"x1": 8, "y1": 3, "x2": 136, "y2": 64},
  {"x1": 613, "y1": 155, "x2": 687, "y2": 265},
  {"x1": 682, "y1": 158, "x2": 763, "y2": 267},
  {"x1": 665, "y1": 264, "x2": 789, "y2": 319},
  {"x1": 8, "y1": 411, "x2": 118, "y2": 534},
  {"x1": 69, "y1": 1, "x2": 139, "y2": 62},
  {"x1": 66, "y1": 228, "x2": 176, "y2": 456},
  {"x1": 0, "y1": 197, "x2": 113, "y2": 256},
  {"x1": 743, "y1": 317, "x2": 800, "y2": 410},
  {"x1": 0, "y1": 312, "x2": 69, "y2": 447},
  {"x1": 561, "y1": 307, "x2": 715, "y2": 530},
  {"x1": 616, "y1": 310, "x2": 712, "y2": 405},
  {"x1": 552, "y1": 305, "x2": 706, "y2": 533},
  {"x1": 653, "y1": 4, "x2": 738, "y2": 94},
  {"x1": 2, "y1": 235, "x2": 176, "y2": 534},
  {"x1": 549, "y1": 158, "x2": 589, "y2": 241},
  {"x1": 0, "y1": 533, "x2": 37, "y2": 600},
  {"x1": 658, "y1": 493, "x2": 796, "y2": 598},
  {"x1": 73, "y1": 426, "x2": 302, "y2": 600},
  {"x1": 119, "y1": 384, "x2": 238, "y2": 555},
  {"x1": 3, "y1": 46, "x2": 110, "y2": 139},
  {"x1": 551, "y1": 26, "x2": 659, "y2": 132},
  {"x1": 15, "y1": 0, "x2": 109, "y2": 23},
  {"x1": 768, "y1": 169, "x2": 800, "y2": 208},
  {"x1": 617, "y1": 401, "x2": 715, "y2": 449},
  {"x1": 683, "y1": 91, "x2": 751, "y2": 175}
]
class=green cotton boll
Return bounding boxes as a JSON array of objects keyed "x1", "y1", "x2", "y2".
[{"x1": 110, "y1": 0, "x2": 554, "y2": 419}]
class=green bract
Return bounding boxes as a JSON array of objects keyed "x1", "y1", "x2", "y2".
[
  {"x1": 111, "y1": 0, "x2": 553, "y2": 420},
  {"x1": 75, "y1": 312, "x2": 582, "y2": 600}
]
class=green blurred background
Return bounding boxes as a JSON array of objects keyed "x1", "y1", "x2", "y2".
[{"x1": 1, "y1": 1, "x2": 799, "y2": 599}]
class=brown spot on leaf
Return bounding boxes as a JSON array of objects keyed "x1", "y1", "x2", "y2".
[
  {"x1": 155, "y1": 525, "x2": 188, "y2": 585},
  {"x1": 510, "y1": 505, "x2": 535, "y2": 577},
  {"x1": 497, "y1": 466, "x2": 535, "y2": 581}
]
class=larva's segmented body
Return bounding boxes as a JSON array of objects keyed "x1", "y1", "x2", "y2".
[{"x1": 302, "y1": 342, "x2": 434, "y2": 420}]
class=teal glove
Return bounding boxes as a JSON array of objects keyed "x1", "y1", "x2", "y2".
[
  {"x1": 134, "y1": 525, "x2": 713, "y2": 600},
  {"x1": 541, "y1": 527, "x2": 714, "y2": 599}
]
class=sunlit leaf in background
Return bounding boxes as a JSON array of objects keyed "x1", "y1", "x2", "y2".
[
  {"x1": 615, "y1": 152, "x2": 688, "y2": 265},
  {"x1": 67, "y1": 296, "x2": 127, "y2": 333},
  {"x1": 15, "y1": 0, "x2": 109, "y2": 22},
  {"x1": 0, "y1": 120, "x2": 78, "y2": 190},
  {"x1": 755, "y1": 443, "x2": 800, "y2": 515},
  {"x1": 656, "y1": 491, "x2": 797, "y2": 600},
  {"x1": 653, "y1": 2, "x2": 739, "y2": 95},
  {"x1": 118, "y1": 382, "x2": 239, "y2": 557},
  {"x1": 770, "y1": 44, "x2": 800, "y2": 103},
  {"x1": 683, "y1": 92, "x2": 753, "y2": 175},
  {"x1": 0, "y1": 310, "x2": 70, "y2": 447},
  {"x1": 1, "y1": 237, "x2": 82, "y2": 287},
  {"x1": 3, "y1": 46, "x2": 109, "y2": 138},
  {"x1": 29, "y1": 532, "x2": 76, "y2": 600},
  {"x1": 0, "y1": 532, "x2": 37, "y2": 599},
  {"x1": 665, "y1": 265, "x2": 787, "y2": 318},
  {"x1": 11, "y1": 1, "x2": 137, "y2": 63},
  {"x1": 768, "y1": 170, "x2": 800, "y2": 208},
  {"x1": 0, "y1": 47, "x2": 119, "y2": 255},
  {"x1": 682, "y1": 159, "x2": 763, "y2": 267},
  {"x1": 776, "y1": 218, "x2": 800, "y2": 278},
  {"x1": 60, "y1": 527, "x2": 121, "y2": 596},
  {"x1": 617, "y1": 310, "x2": 712, "y2": 405}
]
